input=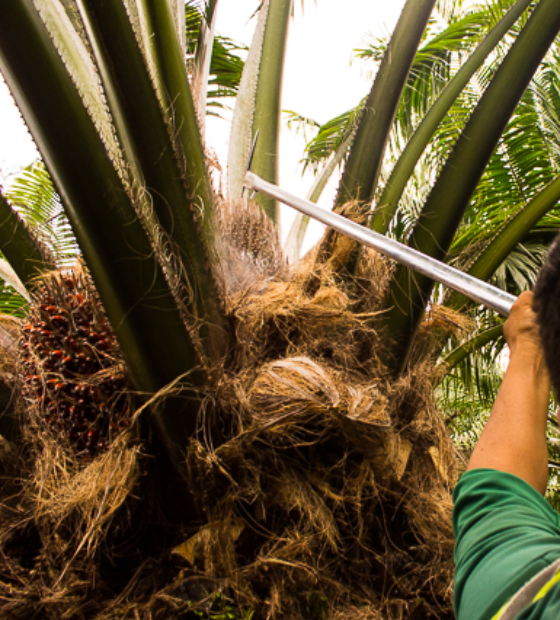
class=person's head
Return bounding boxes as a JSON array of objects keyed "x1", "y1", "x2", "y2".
[{"x1": 533, "y1": 233, "x2": 560, "y2": 399}]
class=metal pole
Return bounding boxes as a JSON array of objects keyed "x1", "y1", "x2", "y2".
[{"x1": 244, "y1": 171, "x2": 517, "y2": 317}]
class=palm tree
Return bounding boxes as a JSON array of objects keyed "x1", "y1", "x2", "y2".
[{"x1": 1, "y1": 1, "x2": 560, "y2": 618}]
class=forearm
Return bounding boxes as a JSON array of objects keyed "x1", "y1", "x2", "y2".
[{"x1": 467, "y1": 347, "x2": 551, "y2": 494}]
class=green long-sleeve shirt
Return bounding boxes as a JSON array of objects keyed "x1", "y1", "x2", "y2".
[{"x1": 453, "y1": 469, "x2": 560, "y2": 619}]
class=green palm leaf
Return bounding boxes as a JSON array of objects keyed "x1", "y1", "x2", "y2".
[
  {"x1": 186, "y1": 0, "x2": 246, "y2": 121},
  {"x1": 6, "y1": 161, "x2": 79, "y2": 266},
  {"x1": 371, "y1": 0, "x2": 533, "y2": 233},
  {"x1": 383, "y1": 0, "x2": 560, "y2": 375}
]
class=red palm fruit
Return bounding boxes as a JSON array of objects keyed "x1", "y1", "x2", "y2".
[{"x1": 20, "y1": 268, "x2": 133, "y2": 460}]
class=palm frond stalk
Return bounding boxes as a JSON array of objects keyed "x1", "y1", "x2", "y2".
[
  {"x1": 335, "y1": 0, "x2": 437, "y2": 209},
  {"x1": 228, "y1": 0, "x2": 293, "y2": 223}
]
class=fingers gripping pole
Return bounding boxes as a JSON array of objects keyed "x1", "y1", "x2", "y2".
[{"x1": 243, "y1": 171, "x2": 516, "y2": 317}]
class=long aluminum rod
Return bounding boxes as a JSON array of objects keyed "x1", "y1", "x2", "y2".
[{"x1": 244, "y1": 171, "x2": 517, "y2": 316}]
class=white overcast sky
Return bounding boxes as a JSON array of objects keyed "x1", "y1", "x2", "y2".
[{"x1": 0, "y1": 0, "x2": 407, "y2": 238}]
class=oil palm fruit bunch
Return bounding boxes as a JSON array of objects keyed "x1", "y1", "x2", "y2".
[{"x1": 20, "y1": 268, "x2": 132, "y2": 459}]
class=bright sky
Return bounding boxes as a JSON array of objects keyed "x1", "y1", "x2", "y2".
[
  {"x1": 209, "y1": 0, "x2": 407, "y2": 241},
  {"x1": 0, "y1": 77, "x2": 39, "y2": 178},
  {"x1": 0, "y1": 0, "x2": 407, "y2": 239}
]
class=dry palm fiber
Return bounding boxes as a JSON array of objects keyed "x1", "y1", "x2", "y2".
[
  {"x1": 0, "y1": 267, "x2": 158, "y2": 619},
  {"x1": 0, "y1": 200, "x2": 460, "y2": 619},
  {"x1": 0, "y1": 268, "x2": 193, "y2": 619},
  {"x1": 182, "y1": 201, "x2": 458, "y2": 619},
  {"x1": 185, "y1": 360, "x2": 456, "y2": 620}
]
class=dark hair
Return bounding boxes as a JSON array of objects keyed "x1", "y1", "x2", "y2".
[{"x1": 534, "y1": 233, "x2": 560, "y2": 399}]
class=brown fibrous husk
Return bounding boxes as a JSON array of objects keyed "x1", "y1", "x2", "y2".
[{"x1": 0, "y1": 200, "x2": 462, "y2": 619}]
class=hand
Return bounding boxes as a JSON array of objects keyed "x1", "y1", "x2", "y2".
[
  {"x1": 503, "y1": 291, "x2": 545, "y2": 361},
  {"x1": 468, "y1": 290, "x2": 551, "y2": 493}
]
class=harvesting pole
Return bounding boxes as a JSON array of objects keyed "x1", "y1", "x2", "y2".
[{"x1": 243, "y1": 171, "x2": 516, "y2": 317}]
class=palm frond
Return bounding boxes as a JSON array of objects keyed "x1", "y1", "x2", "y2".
[
  {"x1": 6, "y1": 161, "x2": 79, "y2": 266},
  {"x1": 227, "y1": 0, "x2": 292, "y2": 221},
  {"x1": 0, "y1": 280, "x2": 28, "y2": 318},
  {"x1": 435, "y1": 0, "x2": 466, "y2": 23},
  {"x1": 284, "y1": 110, "x2": 321, "y2": 143},
  {"x1": 300, "y1": 106, "x2": 361, "y2": 173},
  {"x1": 185, "y1": 1, "x2": 246, "y2": 117},
  {"x1": 335, "y1": 0, "x2": 437, "y2": 209},
  {"x1": 491, "y1": 242, "x2": 549, "y2": 294},
  {"x1": 356, "y1": 5, "x2": 506, "y2": 135},
  {"x1": 206, "y1": 36, "x2": 246, "y2": 113}
]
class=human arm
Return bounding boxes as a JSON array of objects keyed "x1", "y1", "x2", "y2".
[{"x1": 467, "y1": 291, "x2": 551, "y2": 494}]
